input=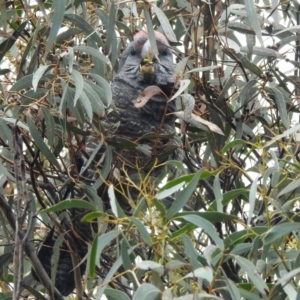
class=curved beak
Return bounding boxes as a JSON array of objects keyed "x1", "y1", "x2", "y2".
[{"x1": 140, "y1": 40, "x2": 156, "y2": 74}]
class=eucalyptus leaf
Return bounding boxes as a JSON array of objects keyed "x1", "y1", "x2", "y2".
[
  {"x1": 133, "y1": 283, "x2": 161, "y2": 300},
  {"x1": 179, "y1": 214, "x2": 224, "y2": 250},
  {"x1": 166, "y1": 170, "x2": 201, "y2": 220},
  {"x1": 27, "y1": 116, "x2": 61, "y2": 170},
  {"x1": 263, "y1": 223, "x2": 300, "y2": 245},
  {"x1": 235, "y1": 256, "x2": 269, "y2": 295},
  {"x1": 45, "y1": 0, "x2": 65, "y2": 54}
]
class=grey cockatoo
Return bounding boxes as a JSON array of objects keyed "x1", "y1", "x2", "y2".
[
  {"x1": 84, "y1": 30, "x2": 179, "y2": 175},
  {"x1": 32, "y1": 30, "x2": 180, "y2": 297},
  {"x1": 111, "y1": 30, "x2": 176, "y2": 139}
]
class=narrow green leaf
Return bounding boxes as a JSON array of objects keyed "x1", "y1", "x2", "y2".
[
  {"x1": 45, "y1": 0, "x2": 65, "y2": 54},
  {"x1": 70, "y1": 69, "x2": 84, "y2": 105},
  {"x1": 132, "y1": 283, "x2": 161, "y2": 300},
  {"x1": 64, "y1": 14, "x2": 102, "y2": 47},
  {"x1": 130, "y1": 217, "x2": 152, "y2": 246},
  {"x1": 144, "y1": 7, "x2": 158, "y2": 57},
  {"x1": 221, "y1": 139, "x2": 250, "y2": 154},
  {"x1": 275, "y1": 25, "x2": 300, "y2": 35},
  {"x1": 108, "y1": 184, "x2": 126, "y2": 218},
  {"x1": 153, "y1": 5, "x2": 177, "y2": 42},
  {"x1": 225, "y1": 278, "x2": 241, "y2": 300},
  {"x1": 186, "y1": 65, "x2": 220, "y2": 74},
  {"x1": 223, "y1": 51, "x2": 263, "y2": 76},
  {"x1": 230, "y1": 243, "x2": 253, "y2": 256},
  {"x1": 84, "y1": 80, "x2": 107, "y2": 109},
  {"x1": 0, "y1": 69, "x2": 10, "y2": 75},
  {"x1": 89, "y1": 235, "x2": 98, "y2": 278},
  {"x1": 278, "y1": 177, "x2": 300, "y2": 198},
  {"x1": 121, "y1": 240, "x2": 135, "y2": 284},
  {"x1": 51, "y1": 234, "x2": 64, "y2": 289},
  {"x1": 240, "y1": 46, "x2": 281, "y2": 57},
  {"x1": 83, "y1": 81, "x2": 105, "y2": 116},
  {"x1": 80, "y1": 184, "x2": 103, "y2": 210},
  {"x1": 213, "y1": 174, "x2": 223, "y2": 213},
  {"x1": 166, "y1": 170, "x2": 201, "y2": 220},
  {"x1": 170, "y1": 79, "x2": 190, "y2": 101},
  {"x1": 173, "y1": 294, "x2": 223, "y2": 300},
  {"x1": 93, "y1": 146, "x2": 113, "y2": 189},
  {"x1": 263, "y1": 123, "x2": 300, "y2": 148},
  {"x1": 32, "y1": 65, "x2": 51, "y2": 92},
  {"x1": 95, "y1": 242, "x2": 133, "y2": 299},
  {"x1": 94, "y1": 231, "x2": 121, "y2": 270},
  {"x1": 56, "y1": 28, "x2": 82, "y2": 45},
  {"x1": 184, "y1": 266, "x2": 213, "y2": 283},
  {"x1": 228, "y1": 22, "x2": 255, "y2": 35},
  {"x1": 174, "y1": 55, "x2": 190, "y2": 75},
  {"x1": 0, "y1": 156, "x2": 15, "y2": 182},
  {"x1": 79, "y1": 139, "x2": 104, "y2": 176},
  {"x1": 181, "y1": 234, "x2": 202, "y2": 269},
  {"x1": 244, "y1": 1, "x2": 263, "y2": 46},
  {"x1": 23, "y1": 284, "x2": 48, "y2": 300},
  {"x1": 41, "y1": 107, "x2": 55, "y2": 146},
  {"x1": 73, "y1": 45, "x2": 111, "y2": 66},
  {"x1": 240, "y1": 289, "x2": 267, "y2": 300},
  {"x1": 238, "y1": 79, "x2": 257, "y2": 107},
  {"x1": 104, "y1": 289, "x2": 131, "y2": 300},
  {"x1": 180, "y1": 214, "x2": 224, "y2": 250},
  {"x1": 155, "y1": 181, "x2": 185, "y2": 200},
  {"x1": 27, "y1": 116, "x2": 61, "y2": 170},
  {"x1": 106, "y1": 1, "x2": 118, "y2": 67},
  {"x1": 68, "y1": 46, "x2": 74, "y2": 73},
  {"x1": 222, "y1": 189, "x2": 249, "y2": 206},
  {"x1": 10, "y1": 74, "x2": 33, "y2": 92},
  {"x1": 2, "y1": 118, "x2": 28, "y2": 131},
  {"x1": 157, "y1": 174, "x2": 194, "y2": 195},
  {"x1": 0, "y1": 21, "x2": 28, "y2": 62},
  {"x1": 248, "y1": 176, "x2": 258, "y2": 226},
  {"x1": 81, "y1": 211, "x2": 107, "y2": 222},
  {"x1": 95, "y1": 8, "x2": 108, "y2": 25},
  {"x1": 266, "y1": 86, "x2": 290, "y2": 129},
  {"x1": 275, "y1": 266, "x2": 300, "y2": 289},
  {"x1": 88, "y1": 73, "x2": 112, "y2": 106},
  {"x1": 235, "y1": 256, "x2": 268, "y2": 295},
  {"x1": 263, "y1": 223, "x2": 300, "y2": 245},
  {"x1": 163, "y1": 160, "x2": 187, "y2": 175},
  {"x1": 165, "y1": 260, "x2": 187, "y2": 271},
  {"x1": 41, "y1": 199, "x2": 96, "y2": 213},
  {"x1": 278, "y1": 270, "x2": 297, "y2": 299},
  {"x1": 137, "y1": 261, "x2": 164, "y2": 275},
  {"x1": 224, "y1": 227, "x2": 268, "y2": 248},
  {"x1": 79, "y1": 90, "x2": 93, "y2": 122},
  {"x1": 59, "y1": 78, "x2": 68, "y2": 116},
  {"x1": 177, "y1": 211, "x2": 238, "y2": 223},
  {"x1": 0, "y1": 253, "x2": 12, "y2": 267}
]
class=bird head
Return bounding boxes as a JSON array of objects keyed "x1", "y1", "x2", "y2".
[{"x1": 117, "y1": 31, "x2": 174, "y2": 87}]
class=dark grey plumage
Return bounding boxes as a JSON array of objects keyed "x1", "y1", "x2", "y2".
[
  {"x1": 103, "y1": 30, "x2": 178, "y2": 173},
  {"x1": 31, "y1": 227, "x2": 86, "y2": 297},
  {"x1": 111, "y1": 31, "x2": 175, "y2": 137}
]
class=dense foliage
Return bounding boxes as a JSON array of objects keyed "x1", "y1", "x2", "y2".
[{"x1": 0, "y1": 0, "x2": 300, "y2": 299}]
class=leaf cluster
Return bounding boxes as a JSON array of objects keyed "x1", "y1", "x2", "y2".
[{"x1": 0, "y1": 0, "x2": 300, "y2": 300}]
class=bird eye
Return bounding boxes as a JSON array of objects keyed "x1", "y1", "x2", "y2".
[
  {"x1": 162, "y1": 48, "x2": 169, "y2": 56},
  {"x1": 130, "y1": 49, "x2": 136, "y2": 56}
]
